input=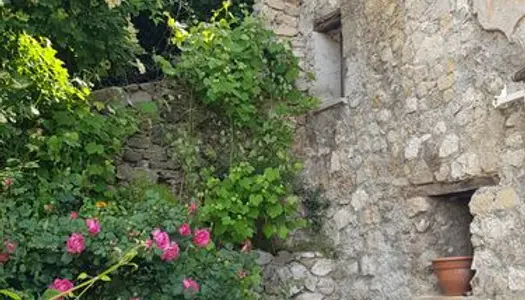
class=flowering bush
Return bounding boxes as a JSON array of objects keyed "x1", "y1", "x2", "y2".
[
  {"x1": 1, "y1": 180, "x2": 261, "y2": 299},
  {"x1": 0, "y1": 29, "x2": 261, "y2": 299}
]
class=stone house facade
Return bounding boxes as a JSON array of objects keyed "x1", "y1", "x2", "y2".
[{"x1": 254, "y1": 0, "x2": 525, "y2": 299}]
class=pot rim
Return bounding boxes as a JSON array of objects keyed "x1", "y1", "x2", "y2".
[{"x1": 432, "y1": 256, "x2": 473, "y2": 262}]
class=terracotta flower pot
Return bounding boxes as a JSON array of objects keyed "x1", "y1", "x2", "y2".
[{"x1": 432, "y1": 256, "x2": 474, "y2": 296}]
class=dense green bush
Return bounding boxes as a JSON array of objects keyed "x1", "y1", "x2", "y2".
[
  {"x1": 0, "y1": 0, "x2": 253, "y2": 85},
  {"x1": 0, "y1": 30, "x2": 261, "y2": 299},
  {"x1": 156, "y1": 7, "x2": 319, "y2": 245}
]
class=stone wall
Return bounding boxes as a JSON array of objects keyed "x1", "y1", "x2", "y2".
[
  {"x1": 257, "y1": 250, "x2": 338, "y2": 300},
  {"x1": 90, "y1": 81, "x2": 183, "y2": 190},
  {"x1": 257, "y1": 0, "x2": 525, "y2": 299}
]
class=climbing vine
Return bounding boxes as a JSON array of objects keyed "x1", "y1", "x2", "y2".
[{"x1": 155, "y1": 4, "x2": 319, "y2": 245}]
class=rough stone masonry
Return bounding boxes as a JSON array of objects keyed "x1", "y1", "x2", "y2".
[{"x1": 254, "y1": 0, "x2": 525, "y2": 299}]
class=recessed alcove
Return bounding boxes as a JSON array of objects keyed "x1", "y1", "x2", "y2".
[{"x1": 429, "y1": 189, "x2": 475, "y2": 258}]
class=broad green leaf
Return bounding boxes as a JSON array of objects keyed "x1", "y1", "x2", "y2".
[
  {"x1": 267, "y1": 204, "x2": 283, "y2": 218},
  {"x1": 77, "y1": 272, "x2": 89, "y2": 280},
  {"x1": 85, "y1": 142, "x2": 104, "y2": 155}
]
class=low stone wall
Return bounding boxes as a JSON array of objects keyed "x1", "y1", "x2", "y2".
[
  {"x1": 257, "y1": 250, "x2": 338, "y2": 300},
  {"x1": 91, "y1": 81, "x2": 183, "y2": 190}
]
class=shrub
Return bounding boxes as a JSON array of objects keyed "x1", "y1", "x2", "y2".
[
  {"x1": 0, "y1": 0, "x2": 254, "y2": 85},
  {"x1": 155, "y1": 6, "x2": 319, "y2": 245},
  {"x1": 1, "y1": 186, "x2": 261, "y2": 299},
  {"x1": 0, "y1": 30, "x2": 261, "y2": 299}
]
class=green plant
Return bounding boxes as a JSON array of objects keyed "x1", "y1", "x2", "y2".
[
  {"x1": 201, "y1": 162, "x2": 306, "y2": 243},
  {"x1": 154, "y1": 5, "x2": 319, "y2": 245},
  {"x1": 0, "y1": 0, "x2": 254, "y2": 85},
  {"x1": 0, "y1": 29, "x2": 262, "y2": 299},
  {"x1": 1, "y1": 187, "x2": 261, "y2": 299}
]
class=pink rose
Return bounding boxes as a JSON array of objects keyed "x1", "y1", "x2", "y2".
[
  {"x1": 69, "y1": 211, "x2": 79, "y2": 220},
  {"x1": 160, "y1": 242, "x2": 180, "y2": 261},
  {"x1": 85, "y1": 219, "x2": 101, "y2": 236},
  {"x1": 4, "y1": 240, "x2": 16, "y2": 254},
  {"x1": 179, "y1": 223, "x2": 192, "y2": 236},
  {"x1": 151, "y1": 229, "x2": 170, "y2": 250},
  {"x1": 188, "y1": 203, "x2": 197, "y2": 214},
  {"x1": 182, "y1": 278, "x2": 199, "y2": 293},
  {"x1": 50, "y1": 278, "x2": 74, "y2": 299},
  {"x1": 0, "y1": 253, "x2": 9, "y2": 264},
  {"x1": 67, "y1": 233, "x2": 85, "y2": 254},
  {"x1": 3, "y1": 178, "x2": 13, "y2": 187},
  {"x1": 193, "y1": 229, "x2": 211, "y2": 248},
  {"x1": 145, "y1": 239, "x2": 153, "y2": 249}
]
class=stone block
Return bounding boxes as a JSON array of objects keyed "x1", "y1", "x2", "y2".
[
  {"x1": 311, "y1": 259, "x2": 335, "y2": 276},
  {"x1": 295, "y1": 292, "x2": 324, "y2": 300},
  {"x1": 266, "y1": 0, "x2": 284, "y2": 10},
  {"x1": 470, "y1": 187, "x2": 518, "y2": 216},
  {"x1": 129, "y1": 90, "x2": 153, "y2": 104},
  {"x1": 407, "y1": 160, "x2": 434, "y2": 185},
  {"x1": 317, "y1": 277, "x2": 335, "y2": 295},
  {"x1": 333, "y1": 207, "x2": 354, "y2": 230},
  {"x1": 439, "y1": 134, "x2": 459, "y2": 158},
  {"x1": 275, "y1": 25, "x2": 298, "y2": 36},
  {"x1": 89, "y1": 87, "x2": 127, "y2": 105},
  {"x1": 127, "y1": 135, "x2": 151, "y2": 149},
  {"x1": 290, "y1": 262, "x2": 310, "y2": 280},
  {"x1": 407, "y1": 196, "x2": 431, "y2": 218},
  {"x1": 122, "y1": 149, "x2": 142, "y2": 162},
  {"x1": 256, "y1": 250, "x2": 274, "y2": 265}
]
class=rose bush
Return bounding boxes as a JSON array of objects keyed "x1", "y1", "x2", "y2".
[{"x1": 0, "y1": 29, "x2": 261, "y2": 299}]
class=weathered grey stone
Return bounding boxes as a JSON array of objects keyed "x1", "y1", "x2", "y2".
[
  {"x1": 304, "y1": 274, "x2": 318, "y2": 292},
  {"x1": 414, "y1": 218, "x2": 431, "y2": 233},
  {"x1": 275, "y1": 25, "x2": 298, "y2": 36},
  {"x1": 407, "y1": 160, "x2": 434, "y2": 185},
  {"x1": 122, "y1": 149, "x2": 142, "y2": 162},
  {"x1": 277, "y1": 266, "x2": 293, "y2": 282},
  {"x1": 311, "y1": 259, "x2": 335, "y2": 276},
  {"x1": 470, "y1": 187, "x2": 518, "y2": 216},
  {"x1": 404, "y1": 136, "x2": 421, "y2": 160},
  {"x1": 127, "y1": 135, "x2": 151, "y2": 149},
  {"x1": 295, "y1": 292, "x2": 324, "y2": 300},
  {"x1": 274, "y1": 251, "x2": 294, "y2": 265},
  {"x1": 439, "y1": 134, "x2": 459, "y2": 157},
  {"x1": 116, "y1": 164, "x2": 134, "y2": 180},
  {"x1": 437, "y1": 74, "x2": 454, "y2": 91},
  {"x1": 509, "y1": 267, "x2": 525, "y2": 291},
  {"x1": 502, "y1": 149, "x2": 525, "y2": 167},
  {"x1": 473, "y1": 0, "x2": 525, "y2": 39},
  {"x1": 350, "y1": 188, "x2": 369, "y2": 211},
  {"x1": 290, "y1": 262, "x2": 310, "y2": 280},
  {"x1": 333, "y1": 207, "x2": 354, "y2": 230},
  {"x1": 90, "y1": 87, "x2": 127, "y2": 104},
  {"x1": 317, "y1": 277, "x2": 335, "y2": 295},
  {"x1": 265, "y1": 0, "x2": 284, "y2": 10},
  {"x1": 407, "y1": 197, "x2": 431, "y2": 218},
  {"x1": 406, "y1": 97, "x2": 418, "y2": 113},
  {"x1": 506, "y1": 112, "x2": 521, "y2": 127},
  {"x1": 360, "y1": 255, "x2": 376, "y2": 276},
  {"x1": 257, "y1": 250, "x2": 274, "y2": 266},
  {"x1": 129, "y1": 91, "x2": 153, "y2": 104}
]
